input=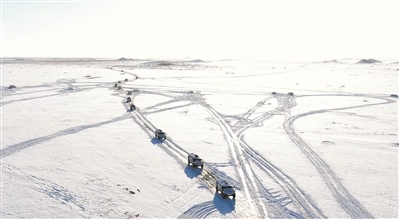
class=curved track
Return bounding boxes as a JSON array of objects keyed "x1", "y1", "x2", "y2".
[
  {"x1": 233, "y1": 95, "x2": 326, "y2": 218},
  {"x1": 116, "y1": 70, "x2": 397, "y2": 218},
  {"x1": 283, "y1": 94, "x2": 395, "y2": 218}
]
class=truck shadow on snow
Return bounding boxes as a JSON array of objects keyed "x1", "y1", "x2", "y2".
[
  {"x1": 150, "y1": 138, "x2": 164, "y2": 144},
  {"x1": 184, "y1": 165, "x2": 202, "y2": 179},
  {"x1": 213, "y1": 195, "x2": 236, "y2": 215}
]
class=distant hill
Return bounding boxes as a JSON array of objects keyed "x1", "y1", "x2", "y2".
[
  {"x1": 186, "y1": 59, "x2": 205, "y2": 63},
  {"x1": 137, "y1": 60, "x2": 175, "y2": 67},
  {"x1": 357, "y1": 58, "x2": 381, "y2": 64},
  {"x1": 319, "y1": 59, "x2": 339, "y2": 63},
  {"x1": 117, "y1": 57, "x2": 133, "y2": 61}
]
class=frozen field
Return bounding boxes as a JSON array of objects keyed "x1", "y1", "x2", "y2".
[{"x1": 1, "y1": 58, "x2": 398, "y2": 218}]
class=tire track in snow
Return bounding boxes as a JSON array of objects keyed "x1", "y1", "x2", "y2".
[
  {"x1": 177, "y1": 201, "x2": 217, "y2": 219},
  {"x1": 131, "y1": 106, "x2": 240, "y2": 188},
  {"x1": 123, "y1": 94, "x2": 243, "y2": 217},
  {"x1": 1, "y1": 113, "x2": 131, "y2": 158},
  {"x1": 282, "y1": 95, "x2": 394, "y2": 218},
  {"x1": 232, "y1": 96, "x2": 275, "y2": 131},
  {"x1": 127, "y1": 89, "x2": 318, "y2": 218},
  {"x1": 234, "y1": 95, "x2": 326, "y2": 218},
  {"x1": 129, "y1": 89, "x2": 323, "y2": 218},
  {"x1": 195, "y1": 92, "x2": 322, "y2": 218},
  {"x1": 198, "y1": 100, "x2": 269, "y2": 218}
]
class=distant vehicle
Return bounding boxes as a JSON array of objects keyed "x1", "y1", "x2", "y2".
[
  {"x1": 271, "y1": 91, "x2": 277, "y2": 95},
  {"x1": 133, "y1": 89, "x2": 140, "y2": 93},
  {"x1": 287, "y1": 92, "x2": 294, "y2": 96},
  {"x1": 216, "y1": 179, "x2": 236, "y2": 199},
  {"x1": 118, "y1": 81, "x2": 121, "y2": 83},
  {"x1": 188, "y1": 153, "x2": 204, "y2": 169},
  {"x1": 8, "y1": 85, "x2": 16, "y2": 89},
  {"x1": 130, "y1": 104, "x2": 136, "y2": 111},
  {"x1": 127, "y1": 91, "x2": 133, "y2": 95},
  {"x1": 155, "y1": 129, "x2": 166, "y2": 140},
  {"x1": 390, "y1": 94, "x2": 398, "y2": 98},
  {"x1": 124, "y1": 78, "x2": 128, "y2": 82},
  {"x1": 126, "y1": 97, "x2": 132, "y2": 103}
]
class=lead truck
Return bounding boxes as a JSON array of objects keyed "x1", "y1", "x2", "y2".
[{"x1": 216, "y1": 179, "x2": 236, "y2": 199}]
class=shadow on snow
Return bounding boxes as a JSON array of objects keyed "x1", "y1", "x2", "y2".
[
  {"x1": 184, "y1": 165, "x2": 202, "y2": 179},
  {"x1": 150, "y1": 138, "x2": 164, "y2": 145}
]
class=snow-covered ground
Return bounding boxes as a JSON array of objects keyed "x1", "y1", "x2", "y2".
[{"x1": 1, "y1": 58, "x2": 397, "y2": 218}]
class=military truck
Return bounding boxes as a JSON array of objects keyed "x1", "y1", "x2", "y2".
[
  {"x1": 188, "y1": 153, "x2": 204, "y2": 169},
  {"x1": 216, "y1": 179, "x2": 236, "y2": 199}
]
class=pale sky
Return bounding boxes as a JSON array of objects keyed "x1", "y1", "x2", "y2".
[{"x1": 1, "y1": 0, "x2": 398, "y2": 61}]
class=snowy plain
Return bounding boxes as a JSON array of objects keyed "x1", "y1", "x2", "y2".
[{"x1": 1, "y1": 58, "x2": 398, "y2": 218}]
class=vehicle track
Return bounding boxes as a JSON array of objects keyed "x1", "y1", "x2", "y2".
[
  {"x1": 115, "y1": 90, "x2": 253, "y2": 217},
  {"x1": 234, "y1": 95, "x2": 326, "y2": 218},
  {"x1": 123, "y1": 86, "x2": 394, "y2": 218},
  {"x1": 190, "y1": 92, "x2": 328, "y2": 218},
  {"x1": 127, "y1": 89, "x2": 353, "y2": 218},
  {"x1": 0, "y1": 113, "x2": 131, "y2": 158},
  {"x1": 198, "y1": 99, "x2": 273, "y2": 218},
  {"x1": 126, "y1": 102, "x2": 239, "y2": 193},
  {"x1": 230, "y1": 96, "x2": 274, "y2": 131},
  {"x1": 282, "y1": 94, "x2": 395, "y2": 218}
]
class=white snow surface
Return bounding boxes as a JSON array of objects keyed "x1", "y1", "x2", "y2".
[{"x1": 1, "y1": 58, "x2": 398, "y2": 218}]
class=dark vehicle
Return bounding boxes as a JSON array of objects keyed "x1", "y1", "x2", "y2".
[
  {"x1": 126, "y1": 97, "x2": 132, "y2": 103},
  {"x1": 390, "y1": 94, "x2": 398, "y2": 98},
  {"x1": 271, "y1": 91, "x2": 277, "y2": 95},
  {"x1": 188, "y1": 153, "x2": 204, "y2": 169},
  {"x1": 130, "y1": 104, "x2": 136, "y2": 111},
  {"x1": 216, "y1": 179, "x2": 236, "y2": 199},
  {"x1": 127, "y1": 91, "x2": 133, "y2": 95},
  {"x1": 155, "y1": 129, "x2": 166, "y2": 140},
  {"x1": 287, "y1": 92, "x2": 294, "y2": 96},
  {"x1": 124, "y1": 78, "x2": 128, "y2": 82},
  {"x1": 8, "y1": 85, "x2": 16, "y2": 89}
]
